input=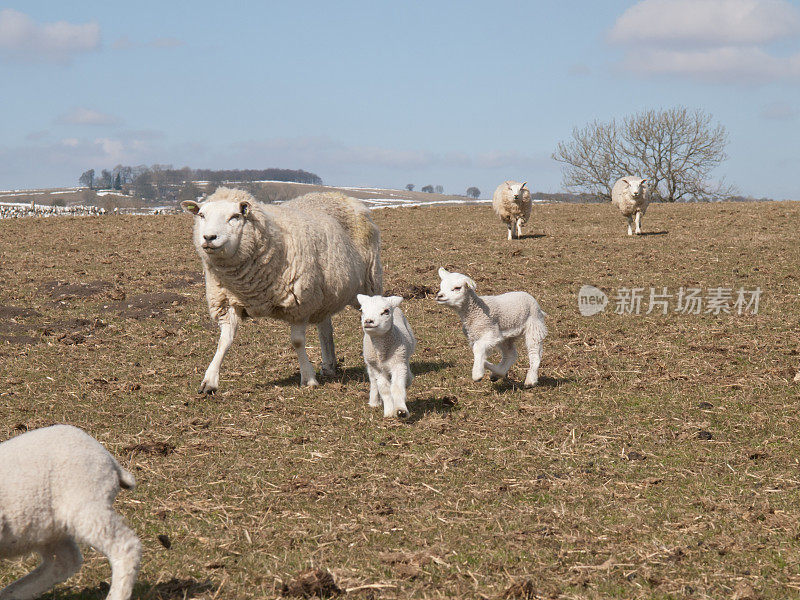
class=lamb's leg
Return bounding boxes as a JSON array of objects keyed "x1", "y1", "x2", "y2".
[
  {"x1": 76, "y1": 508, "x2": 141, "y2": 600},
  {"x1": 199, "y1": 306, "x2": 241, "y2": 394},
  {"x1": 488, "y1": 339, "x2": 518, "y2": 381},
  {"x1": 524, "y1": 331, "x2": 544, "y2": 388},
  {"x1": 375, "y1": 373, "x2": 394, "y2": 418},
  {"x1": 366, "y1": 362, "x2": 381, "y2": 408},
  {"x1": 317, "y1": 316, "x2": 337, "y2": 377},
  {"x1": 390, "y1": 367, "x2": 410, "y2": 419},
  {"x1": 0, "y1": 539, "x2": 83, "y2": 600},
  {"x1": 634, "y1": 211, "x2": 642, "y2": 235},
  {"x1": 471, "y1": 340, "x2": 494, "y2": 382},
  {"x1": 626, "y1": 215, "x2": 633, "y2": 236},
  {"x1": 290, "y1": 323, "x2": 319, "y2": 387}
]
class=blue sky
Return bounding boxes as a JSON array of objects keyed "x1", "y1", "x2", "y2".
[{"x1": 1, "y1": 0, "x2": 799, "y2": 199}]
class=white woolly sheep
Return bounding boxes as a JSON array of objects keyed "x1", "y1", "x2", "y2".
[
  {"x1": 357, "y1": 294, "x2": 416, "y2": 419},
  {"x1": 611, "y1": 176, "x2": 651, "y2": 235},
  {"x1": 436, "y1": 268, "x2": 547, "y2": 387},
  {"x1": 0, "y1": 425, "x2": 141, "y2": 600},
  {"x1": 182, "y1": 187, "x2": 383, "y2": 391},
  {"x1": 492, "y1": 181, "x2": 532, "y2": 240}
]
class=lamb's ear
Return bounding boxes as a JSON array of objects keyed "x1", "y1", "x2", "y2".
[
  {"x1": 387, "y1": 295, "x2": 403, "y2": 308},
  {"x1": 438, "y1": 267, "x2": 450, "y2": 279},
  {"x1": 181, "y1": 200, "x2": 200, "y2": 215},
  {"x1": 239, "y1": 201, "x2": 251, "y2": 217},
  {"x1": 356, "y1": 294, "x2": 369, "y2": 307},
  {"x1": 465, "y1": 277, "x2": 477, "y2": 290}
]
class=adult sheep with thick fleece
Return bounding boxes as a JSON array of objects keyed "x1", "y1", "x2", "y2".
[
  {"x1": 436, "y1": 268, "x2": 547, "y2": 387},
  {"x1": 182, "y1": 187, "x2": 383, "y2": 391},
  {"x1": 611, "y1": 176, "x2": 651, "y2": 235},
  {"x1": 492, "y1": 180, "x2": 532, "y2": 240},
  {"x1": 0, "y1": 425, "x2": 141, "y2": 600}
]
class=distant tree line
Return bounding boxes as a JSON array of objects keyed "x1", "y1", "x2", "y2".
[{"x1": 78, "y1": 165, "x2": 322, "y2": 203}]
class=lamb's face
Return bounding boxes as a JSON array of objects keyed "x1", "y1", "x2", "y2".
[
  {"x1": 181, "y1": 199, "x2": 250, "y2": 258},
  {"x1": 357, "y1": 294, "x2": 402, "y2": 335},
  {"x1": 436, "y1": 268, "x2": 476, "y2": 307}
]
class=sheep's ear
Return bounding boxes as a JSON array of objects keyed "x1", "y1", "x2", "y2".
[
  {"x1": 520, "y1": 181, "x2": 527, "y2": 189},
  {"x1": 181, "y1": 200, "x2": 200, "y2": 215},
  {"x1": 387, "y1": 295, "x2": 403, "y2": 307},
  {"x1": 438, "y1": 267, "x2": 450, "y2": 279},
  {"x1": 465, "y1": 277, "x2": 477, "y2": 290},
  {"x1": 640, "y1": 179, "x2": 648, "y2": 186},
  {"x1": 239, "y1": 201, "x2": 251, "y2": 217},
  {"x1": 356, "y1": 294, "x2": 369, "y2": 307}
]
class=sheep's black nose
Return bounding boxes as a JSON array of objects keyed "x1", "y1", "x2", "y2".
[
  {"x1": 203, "y1": 234, "x2": 217, "y2": 242},
  {"x1": 364, "y1": 319, "x2": 374, "y2": 326}
]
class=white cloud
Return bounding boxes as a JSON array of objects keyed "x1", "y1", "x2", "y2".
[
  {"x1": 57, "y1": 107, "x2": 120, "y2": 126},
  {"x1": 0, "y1": 9, "x2": 100, "y2": 63},
  {"x1": 609, "y1": 0, "x2": 800, "y2": 83}
]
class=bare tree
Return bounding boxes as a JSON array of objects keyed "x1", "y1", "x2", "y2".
[
  {"x1": 553, "y1": 107, "x2": 733, "y2": 202},
  {"x1": 405, "y1": 184, "x2": 415, "y2": 191},
  {"x1": 466, "y1": 187, "x2": 480, "y2": 198},
  {"x1": 79, "y1": 169, "x2": 95, "y2": 189},
  {"x1": 434, "y1": 185, "x2": 444, "y2": 194}
]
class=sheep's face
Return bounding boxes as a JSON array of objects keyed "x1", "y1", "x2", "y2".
[
  {"x1": 628, "y1": 179, "x2": 647, "y2": 199},
  {"x1": 510, "y1": 182, "x2": 529, "y2": 202},
  {"x1": 357, "y1": 294, "x2": 402, "y2": 335},
  {"x1": 436, "y1": 268, "x2": 476, "y2": 307},
  {"x1": 181, "y1": 200, "x2": 250, "y2": 258}
]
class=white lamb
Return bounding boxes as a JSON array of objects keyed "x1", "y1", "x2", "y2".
[
  {"x1": 0, "y1": 425, "x2": 141, "y2": 600},
  {"x1": 492, "y1": 180, "x2": 532, "y2": 240},
  {"x1": 611, "y1": 176, "x2": 651, "y2": 235},
  {"x1": 357, "y1": 294, "x2": 416, "y2": 419},
  {"x1": 182, "y1": 187, "x2": 382, "y2": 391},
  {"x1": 436, "y1": 268, "x2": 547, "y2": 387}
]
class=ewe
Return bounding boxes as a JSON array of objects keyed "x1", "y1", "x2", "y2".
[
  {"x1": 182, "y1": 188, "x2": 382, "y2": 391},
  {"x1": 492, "y1": 180, "x2": 532, "y2": 240},
  {"x1": 0, "y1": 425, "x2": 141, "y2": 600},
  {"x1": 436, "y1": 268, "x2": 546, "y2": 387},
  {"x1": 611, "y1": 176, "x2": 651, "y2": 235},
  {"x1": 357, "y1": 294, "x2": 416, "y2": 419}
]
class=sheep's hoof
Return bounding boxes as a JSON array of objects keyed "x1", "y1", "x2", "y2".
[
  {"x1": 320, "y1": 364, "x2": 336, "y2": 377},
  {"x1": 396, "y1": 409, "x2": 409, "y2": 419},
  {"x1": 472, "y1": 374, "x2": 484, "y2": 382},
  {"x1": 524, "y1": 380, "x2": 538, "y2": 388},
  {"x1": 198, "y1": 382, "x2": 216, "y2": 395},
  {"x1": 368, "y1": 400, "x2": 382, "y2": 408},
  {"x1": 303, "y1": 379, "x2": 320, "y2": 388}
]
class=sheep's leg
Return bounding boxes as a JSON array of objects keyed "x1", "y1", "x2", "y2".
[
  {"x1": 507, "y1": 223, "x2": 514, "y2": 240},
  {"x1": 390, "y1": 367, "x2": 410, "y2": 419},
  {"x1": 290, "y1": 323, "x2": 319, "y2": 387},
  {"x1": 0, "y1": 539, "x2": 83, "y2": 600},
  {"x1": 317, "y1": 316, "x2": 337, "y2": 377},
  {"x1": 488, "y1": 339, "x2": 518, "y2": 381},
  {"x1": 75, "y1": 507, "x2": 141, "y2": 600},
  {"x1": 634, "y1": 211, "x2": 643, "y2": 235},
  {"x1": 516, "y1": 218, "x2": 524, "y2": 238},
  {"x1": 524, "y1": 331, "x2": 544, "y2": 388},
  {"x1": 626, "y1": 215, "x2": 633, "y2": 236},
  {"x1": 365, "y1": 362, "x2": 381, "y2": 408},
  {"x1": 199, "y1": 306, "x2": 242, "y2": 394},
  {"x1": 375, "y1": 373, "x2": 394, "y2": 418}
]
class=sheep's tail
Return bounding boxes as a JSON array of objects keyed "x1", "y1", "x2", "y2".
[{"x1": 116, "y1": 462, "x2": 137, "y2": 490}]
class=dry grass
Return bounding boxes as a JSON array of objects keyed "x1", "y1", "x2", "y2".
[{"x1": 1, "y1": 200, "x2": 799, "y2": 599}]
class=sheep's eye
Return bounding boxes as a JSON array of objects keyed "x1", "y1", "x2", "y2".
[
  {"x1": 382, "y1": 309, "x2": 390, "y2": 315},
  {"x1": 453, "y1": 286, "x2": 461, "y2": 291},
  {"x1": 198, "y1": 213, "x2": 205, "y2": 219}
]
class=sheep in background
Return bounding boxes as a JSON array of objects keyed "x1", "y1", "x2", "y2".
[
  {"x1": 436, "y1": 268, "x2": 547, "y2": 387},
  {"x1": 492, "y1": 180, "x2": 532, "y2": 240},
  {"x1": 357, "y1": 294, "x2": 416, "y2": 419},
  {"x1": 611, "y1": 176, "x2": 651, "y2": 235},
  {"x1": 182, "y1": 187, "x2": 382, "y2": 391},
  {"x1": 0, "y1": 425, "x2": 141, "y2": 600}
]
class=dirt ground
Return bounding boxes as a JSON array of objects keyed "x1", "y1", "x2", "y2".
[{"x1": 1, "y1": 200, "x2": 799, "y2": 599}]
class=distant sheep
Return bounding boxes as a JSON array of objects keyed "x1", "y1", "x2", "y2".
[
  {"x1": 182, "y1": 187, "x2": 383, "y2": 391},
  {"x1": 0, "y1": 425, "x2": 141, "y2": 600},
  {"x1": 611, "y1": 176, "x2": 651, "y2": 235},
  {"x1": 436, "y1": 268, "x2": 546, "y2": 387},
  {"x1": 492, "y1": 181, "x2": 532, "y2": 240},
  {"x1": 357, "y1": 294, "x2": 416, "y2": 419}
]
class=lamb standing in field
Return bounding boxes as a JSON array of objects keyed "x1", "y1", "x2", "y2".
[
  {"x1": 492, "y1": 180, "x2": 532, "y2": 240},
  {"x1": 611, "y1": 176, "x2": 651, "y2": 235},
  {"x1": 436, "y1": 268, "x2": 547, "y2": 387},
  {"x1": 0, "y1": 425, "x2": 141, "y2": 600},
  {"x1": 357, "y1": 294, "x2": 416, "y2": 419},
  {"x1": 182, "y1": 187, "x2": 382, "y2": 392}
]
